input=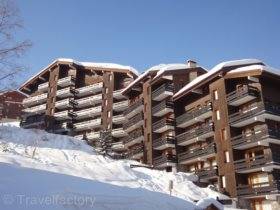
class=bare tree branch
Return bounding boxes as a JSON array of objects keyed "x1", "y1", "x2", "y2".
[{"x1": 0, "y1": 0, "x2": 32, "y2": 90}]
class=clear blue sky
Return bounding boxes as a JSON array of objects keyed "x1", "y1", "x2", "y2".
[{"x1": 17, "y1": 0, "x2": 280, "y2": 84}]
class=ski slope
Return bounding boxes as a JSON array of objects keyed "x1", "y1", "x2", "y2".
[{"x1": 0, "y1": 125, "x2": 232, "y2": 210}]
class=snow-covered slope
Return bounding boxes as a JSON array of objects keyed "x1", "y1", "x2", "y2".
[{"x1": 0, "y1": 126, "x2": 229, "y2": 210}]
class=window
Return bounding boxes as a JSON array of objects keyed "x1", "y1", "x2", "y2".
[
  {"x1": 215, "y1": 110, "x2": 220, "y2": 120},
  {"x1": 105, "y1": 100, "x2": 108, "y2": 106},
  {"x1": 224, "y1": 151, "x2": 230, "y2": 163},
  {"x1": 221, "y1": 176, "x2": 226, "y2": 188},
  {"x1": 144, "y1": 119, "x2": 147, "y2": 127},
  {"x1": 107, "y1": 111, "x2": 111, "y2": 118},
  {"x1": 105, "y1": 88, "x2": 108, "y2": 94},
  {"x1": 213, "y1": 90, "x2": 219, "y2": 100},
  {"x1": 109, "y1": 74, "x2": 112, "y2": 81},
  {"x1": 221, "y1": 129, "x2": 227, "y2": 141},
  {"x1": 144, "y1": 104, "x2": 147, "y2": 112}
]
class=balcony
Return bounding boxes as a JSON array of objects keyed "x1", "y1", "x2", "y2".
[
  {"x1": 152, "y1": 84, "x2": 173, "y2": 101},
  {"x1": 112, "y1": 128, "x2": 127, "y2": 138},
  {"x1": 128, "y1": 146, "x2": 144, "y2": 160},
  {"x1": 54, "y1": 110, "x2": 74, "y2": 120},
  {"x1": 231, "y1": 126, "x2": 280, "y2": 150},
  {"x1": 229, "y1": 102, "x2": 280, "y2": 127},
  {"x1": 123, "y1": 113, "x2": 144, "y2": 133},
  {"x1": 123, "y1": 129, "x2": 144, "y2": 148},
  {"x1": 153, "y1": 154, "x2": 176, "y2": 168},
  {"x1": 73, "y1": 118, "x2": 102, "y2": 131},
  {"x1": 176, "y1": 103, "x2": 213, "y2": 128},
  {"x1": 112, "y1": 114, "x2": 127, "y2": 124},
  {"x1": 124, "y1": 99, "x2": 143, "y2": 119},
  {"x1": 38, "y1": 82, "x2": 49, "y2": 92},
  {"x1": 57, "y1": 76, "x2": 75, "y2": 87},
  {"x1": 22, "y1": 93, "x2": 48, "y2": 107},
  {"x1": 56, "y1": 87, "x2": 75, "y2": 98},
  {"x1": 152, "y1": 100, "x2": 173, "y2": 117},
  {"x1": 152, "y1": 118, "x2": 174, "y2": 133},
  {"x1": 55, "y1": 98, "x2": 75, "y2": 109},
  {"x1": 178, "y1": 143, "x2": 216, "y2": 165},
  {"x1": 111, "y1": 142, "x2": 126, "y2": 151},
  {"x1": 153, "y1": 135, "x2": 175, "y2": 150},
  {"x1": 75, "y1": 94, "x2": 102, "y2": 108},
  {"x1": 23, "y1": 104, "x2": 46, "y2": 116},
  {"x1": 113, "y1": 89, "x2": 126, "y2": 100},
  {"x1": 86, "y1": 131, "x2": 100, "y2": 140},
  {"x1": 53, "y1": 122, "x2": 70, "y2": 133},
  {"x1": 76, "y1": 82, "x2": 103, "y2": 97},
  {"x1": 21, "y1": 115, "x2": 45, "y2": 128},
  {"x1": 237, "y1": 181, "x2": 280, "y2": 197},
  {"x1": 113, "y1": 100, "x2": 129, "y2": 112},
  {"x1": 234, "y1": 154, "x2": 280, "y2": 174},
  {"x1": 177, "y1": 123, "x2": 215, "y2": 146},
  {"x1": 195, "y1": 167, "x2": 218, "y2": 182},
  {"x1": 74, "y1": 106, "x2": 102, "y2": 120},
  {"x1": 227, "y1": 85, "x2": 259, "y2": 106}
]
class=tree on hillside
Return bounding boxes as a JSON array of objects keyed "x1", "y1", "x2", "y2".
[{"x1": 0, "y1": 0, "x2": 31, "y2": 90}]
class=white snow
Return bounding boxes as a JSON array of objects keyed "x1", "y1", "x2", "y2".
[
  {"x1": 0, "y1": 125, "x2": 233, "y2": 210},
  {"x1": 121, "y1": 68, "x2": 159, "y2": 94},
  {"x1": 20, "y1": 58, "x2": 138, "y2": 89},
  {"x1": 150, "y1": 64, "x2": 188, "y2": 80},
  {"x1": 174, "y1": 59, "x2": 265, "y2": 99},
  {"x1": 227, "y1": 64, "x2": 280, "y2": 76}
]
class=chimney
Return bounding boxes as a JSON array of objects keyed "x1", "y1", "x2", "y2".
[{"x1": 187, "y1": 60, "x2": 197, "y2": 68}]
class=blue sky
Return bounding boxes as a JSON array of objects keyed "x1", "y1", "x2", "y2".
[{"x1": 16, "y1": 0, "x2": 280, "y2": 84}]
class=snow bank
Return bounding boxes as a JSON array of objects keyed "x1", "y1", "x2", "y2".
[{"x1": 0, "y1": 126, "x2": 229, "y2": 210}]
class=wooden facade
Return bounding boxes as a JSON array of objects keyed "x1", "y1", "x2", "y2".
[
  {"x1": 19, "y1": 59, "x2": 137, "y2": 158},
  {"x1": 0, "y1": 90, "x2": 26, "y2": 122}
]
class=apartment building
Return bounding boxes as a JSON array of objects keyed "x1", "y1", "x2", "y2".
[
  {"x1": 19, "y1": 58, "x2": 138, "y2": 158},
  {"x1": 173, "y1": 59, "x2": 280, "y2": 210},
  {"x1": 122, "y1": 60, "x2": 206, "y2": 171},
  {"x1": 0, "y1": 90, "x2": 26, "y2": 123}
]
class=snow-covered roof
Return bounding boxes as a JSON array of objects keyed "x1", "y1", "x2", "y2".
[
  {"x1": 173, "y1": 59, "x2": 265, "y2": 99},
  {"x1": 227, "y1": 64, "x2": 280, "y2": 76},
  {"x1": 122, "y1": 63, "x2": 200, "y2": 94},
  {"x1": 121, "y1": 68, "x2": 159, "y2": 94},
  {"x1": 20, "y1": 58, "x2": 138, "y2": 89},
  {"x1": 151, "y1": 63, "x2": 189, "y2": 80}
]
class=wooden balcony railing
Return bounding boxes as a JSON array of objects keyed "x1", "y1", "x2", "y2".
[
  {"x1": 234, "y1": 153, "x2": 280, "y2": 172},
  {"x1": 153, "y1": 135, "x2": 175, "y2": 149},
  {"x1": 151, "y1": 83, "x2": 174, "y2": 100},
  {"x1": 229, "y1": 102, "x2": 280, "y2": 125},
  {"x1": 152, "y1": 100, "x2": 173, "y2": 115},
  {"x1": 176, "y1": 123, "x2": 214, "y2": 145},
  {"x1": 195, "y1": 167, "x2": 218, "y2": 180},
  {"x1": 152, "y1": 118, "x2": 174, "y2": 132},
  {"x1": 237, "y1": 181, "x2": 280, "y2": 196},
  {"x1": 227, "y1": 85, "x2": 259, "y2": 104},
  {"x1": 178, "y1": 143, "x2": 216, "y2": 163},
  {"x1": 124, "y1": 99, "x2": 143, "y2": 116},
  {"x1": 176, "y1": 103, "x2": 212, "y2": 126},
  {"x1": 231, "y1": 125, "x2": 280, "y2": 149},
  {"x1": 153, "y1": 154, "x2": 177, "y2": 167}
]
